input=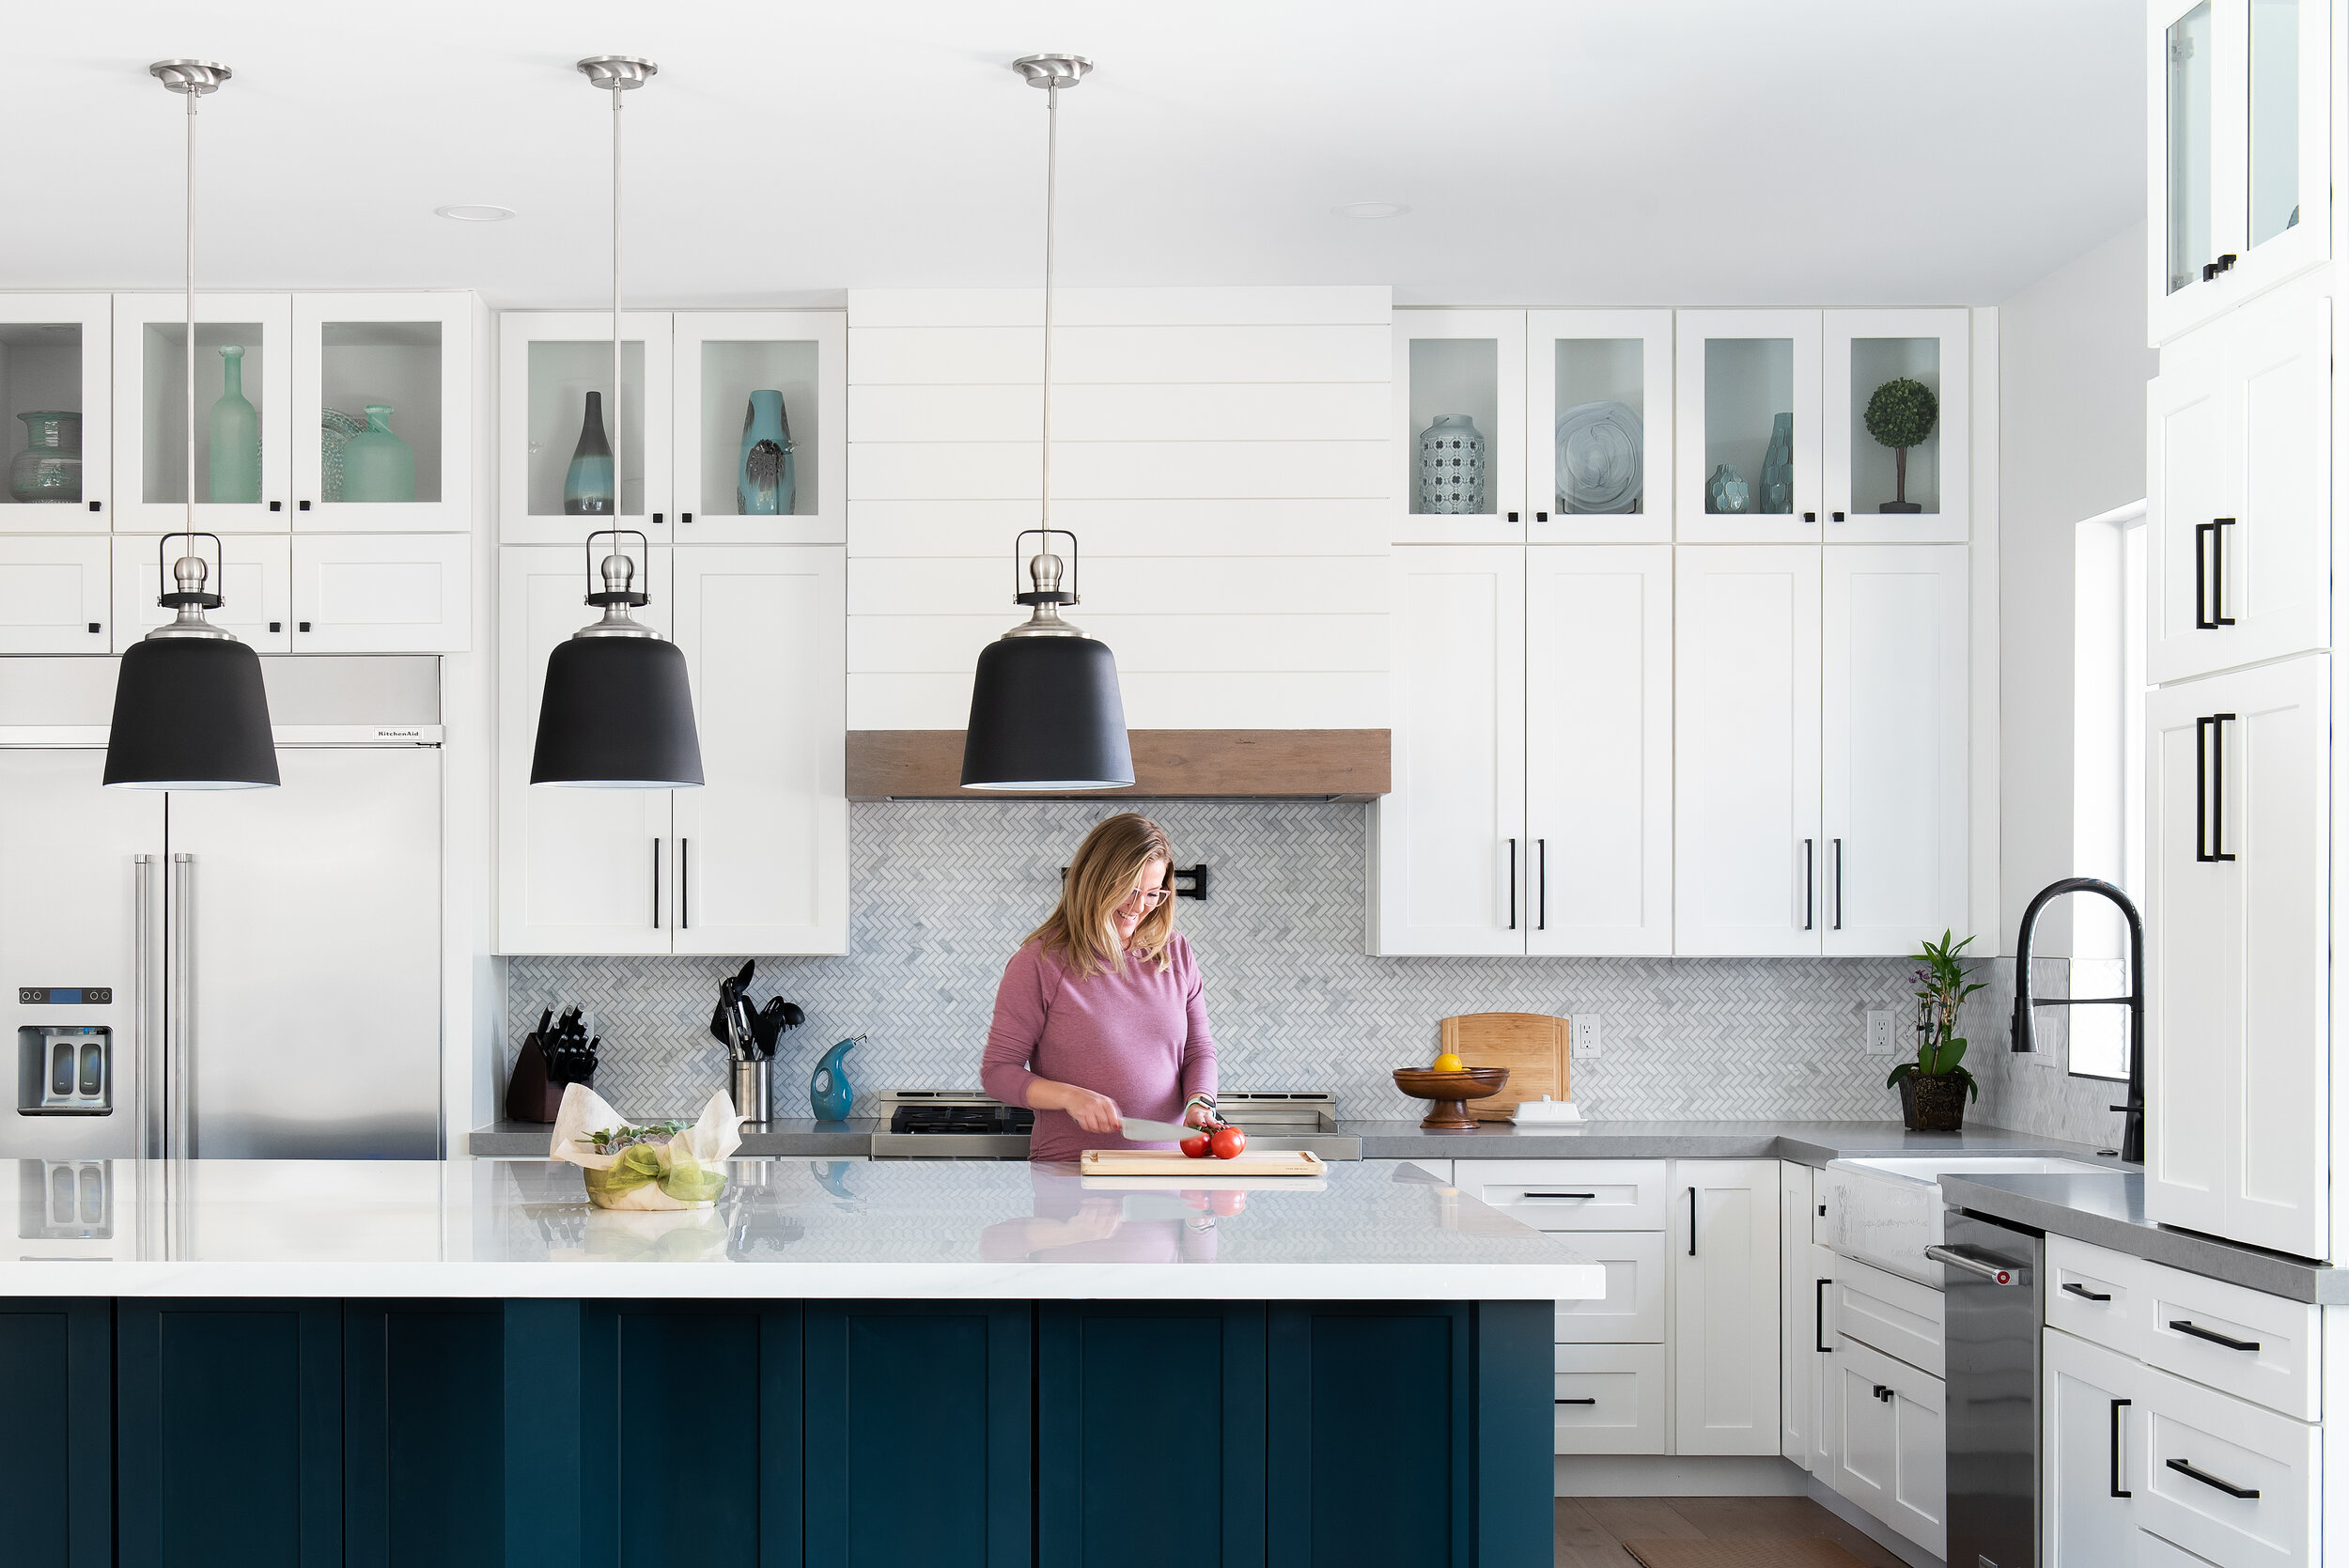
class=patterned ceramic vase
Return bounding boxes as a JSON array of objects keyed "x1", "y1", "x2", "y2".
[
  {"x1": 1758, "y1": 411, "x2": 1794, "y2": 514},
  {"x1": 340, "y1": 404, "x2": 415, "y2": 504},
  {"x1": 8, "y1": 411, "x2": 82, "y2": 504},
  {"x1": 1705, "y1": 462, "x2": 1750, "y2": 514},
  {"x1": 208, "y1": 345, "x2": 261, "y2": 504},
  {"x1": 1416, "y1": 414, "x2": 1487, "y2": 514},
  {"x1": 736, "y1": 389, "x2": 796, "y2": 515},
  {"x1": 564, "y1": 390, "x2": 614, "y2": 516},
  {"x1": 320, "y1": 408, "x2": 366, "y2": 504}
]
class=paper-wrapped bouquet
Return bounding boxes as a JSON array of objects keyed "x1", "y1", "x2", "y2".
[{"x1": 550, "y1": 1084, "x2": 741, "y2": 1210}]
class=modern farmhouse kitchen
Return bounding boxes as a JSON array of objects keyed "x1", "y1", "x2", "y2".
[{"x1": 2, "y1": 6, "x2": 2344, "y2": 1568}]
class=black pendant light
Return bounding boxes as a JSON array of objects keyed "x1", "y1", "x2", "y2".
[
  {"x1": 959, "y1": 54, "x2": 1134, "y2": 792},
  {"x1": 530, "y1": 56, "x2": 704, "y2": 790},
  {"x1": 105, "y1": 60, "x2": 278, "y2": 791}
]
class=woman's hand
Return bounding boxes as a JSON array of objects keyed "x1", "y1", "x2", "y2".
[{"x1": 1028, "y1": 1079, "x2": 1124, "y2": 1135}]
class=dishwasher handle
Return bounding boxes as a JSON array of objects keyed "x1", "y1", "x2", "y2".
[{"x1": 1925, "y1": 1244, "x2": 2019, "y2": 1284}]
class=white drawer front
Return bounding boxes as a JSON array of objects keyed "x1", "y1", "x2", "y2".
[
  {"x1": 2047, "y1": 1234, "x2": 2143, "y2": 1350},
  {"x1": 2139, "y1": 1266, "x2": 2319, "y2": 1423},
  {"x1": 1552, "y1": 1343, "x2": 1668, "y2": 1454},
  {"x1": 1833, "y1": 1254, "x2": 1946, "y2": 1379},
  {"x1": 1553, "y1": 1229, "x2": 1667, "y2": 1343},
  {"x1": 1460, "y1": 1160, "x2": 1667, "y2": 1229},
  {"x1": 1828, "y1": 1333, "x2": 1947, "y2": 1560},
  {"x1": 2138, "y1": 1365, "x2": 2318, "y2": 1568}
]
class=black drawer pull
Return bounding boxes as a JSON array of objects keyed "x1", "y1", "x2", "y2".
[
  {"x1": 1872, "y1": 1384, "x2": 1895, "y2": 1403},
  {"x1": 1524, "y1": 1192, "x2": 1597, "y2": 1200},
  {"x1": 2110, "y1": 1398, "x2": 2132, "y2": 1498},
  {"x1": 2166, "y1": 1457, "x2": 2259, "y2": 1498},
  {"x1": 2169, "y1": 1319, "x2": 2260, "y2": 1352},
  {"x1": 1814, "y1": 1278, "x2": 1832, "y2": 1353},
  {"x1": 1554, "y1": 1397, "x2": 1596, "y2": 1405},
  {"x1": 2063, "y1": 1281, "x2": 2113, "y2": 1303}
]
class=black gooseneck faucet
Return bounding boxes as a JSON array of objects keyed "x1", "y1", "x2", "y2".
[{"x1": 2011, "y1": 877, "x2": 2145, "y2": 1164}]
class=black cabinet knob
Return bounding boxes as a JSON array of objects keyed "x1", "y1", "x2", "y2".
[
  {"x1": 651, "y1": 511, "x2": 664, "y2": 525},
  {"x1": 1535, "y1": 510, "x2": 1548, "y2": 522},
  {"x1": 298, "y1": 500, "x2": 311, "y2": 511},
  {"x1": 87, "y1": 500, "x2": 102, "y2": 513},
  {"x1": 87, "y1": 622, "x2": 101, "y2": 634},
  {"x1": 1506, "y1": 510, "x2": 1518, "y2": 522},
  {"x1": 298, "y1": 621, "x2": 311, "y2": 632},
  {"x1": 2217, "y1": 252, "x2": 2237, "y2": 272},
  {"x1": 1803, "y1": 511, "x2": 1816, "y2": 522},
  {"x1": 680, "y1": 511, "x2": 693, "y2": 524},
  {"x1": 269, "y1": 500, "x2": 282, "y2": 512},
  {"x1": 269, "y1": 621, "x2": 282, "y2": 633},
  {"x1": 1831, "y1": 511, "x2": 1845, "y2": 522}
]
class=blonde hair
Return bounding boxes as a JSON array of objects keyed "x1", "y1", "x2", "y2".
[{"x1": 1028, "y1": 814, "x2": 1177, "y2": 978}]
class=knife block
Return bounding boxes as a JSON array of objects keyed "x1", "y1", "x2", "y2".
[{"x1": 505, "y1": 1034, "x2": 564, "y2": 1124}]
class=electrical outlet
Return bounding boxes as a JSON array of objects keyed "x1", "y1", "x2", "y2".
[
  {"x1": 1864, "y1": 1011, "x2": 1897, "y2": 1056},
  {"x1": 1572, "y1": 1014, "x2": 1602, "y2": 1059}
]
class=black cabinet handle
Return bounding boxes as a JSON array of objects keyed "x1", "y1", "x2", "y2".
[
  {"x1": 268, "y1": 621, "x2": 282, "y2": 633},
  {"x1": 680, "y1": 511, "x2": 693, "y2": 524},
  {"x1": 1536, "y1": 838, "x2": 1548, "y2": 931},
  {"x1": 2217, "y1": 252, "x2": 2237, "y2": 272},
  {"x1": 2211, "y1": 518, "x2": 2235, "y2": 626},
  {"x1": 652, "y1": 511, "x2": 664, "y2": 525},
  {"x1": 1831, "y1": 838, "x2": 1843, "y2": 931},
  {"x1": 1872, "y1": 1384, "x2": 1894, "y2": 1403},
  {"x1": 680, "y1": 837, "x2": 690, "y2": 929},
  {"x1": 2166, "y1": 1457, "x2": 2258, "y2": 1498},
  {"x1": 651, "y1": 839, "x2": 661, "y2": 928},
  {"x1": 1554, "y1": 1397, "x2": 1596, "y2": 1405},
  {"x1": 2169, "y1": 1319, "x2": 2260, "y2": 1352},
  {"x1": 1506, "y1": 838, "x2": 1517, "y2": 931},
  {"x1": 88, "y1": 499, "x2": 102, "y2": 513},
  {"x1": 1815, "y1": 1278, "x2": 1832, "y2": 1352},
  {"x1": 2196, "y1": 716, "x2": 2237, "y2": 862},
  {"x1": 1801, "y1": 838, "x2": 1814, "y2": 930},
  {"x1": 297, "y1": 620, "x2": 311, "y2": 632},
  {"x1": 1802, "y1": 511, "x2": 1816, "y2": 522},
  {"x1": 87, "y1": 622, "x2": 101, "y2": 634},
  {"x1": 1688, "y1": 1187, "x2": 1698, "y2": 1255},
  {"x1": 298, "y1": 499, "x2": 311, "y2": 512},
  {"x1": 1535, "y1": 510, "x2": 1548, "y2": 522},
  {"x1": 1830, "y1": 510, "x2": 1845, "y2": 522},
  {"x1": 2062, "y1": 1281, "x2": 2113, "y2": 1303},
  {"x1": 1506, "y1": 510, "x2": 1518, "y2": 522},
  {"x1": 1523, "y1": 1192, "x2": 1597, "y2": 1200},
  {"x1": 268, "y1": 500, "x2": 282, "y2": 512},
  {"x1": 2109, "y1": 1399, "x2": 2132, "y2": 1498}
]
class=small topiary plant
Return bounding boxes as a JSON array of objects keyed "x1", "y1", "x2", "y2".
[{"x1": 1863, "y1": 376, "x2": 1938, "y2": 512}]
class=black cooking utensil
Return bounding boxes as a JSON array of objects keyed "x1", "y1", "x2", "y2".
[{"x1": 750, "y1": 998, "x2": 804, "y2": 1058}]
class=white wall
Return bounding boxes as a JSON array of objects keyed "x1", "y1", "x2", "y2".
[{"x1": 1997, "y1": 222, "x2": 2158, "y2": 951}]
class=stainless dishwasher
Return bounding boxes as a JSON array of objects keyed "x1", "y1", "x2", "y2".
[{"x1": 1935, "y1": 1209, "x2": 2045, "y2": 1568}]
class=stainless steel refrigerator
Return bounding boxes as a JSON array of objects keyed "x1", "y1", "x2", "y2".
[{"x1": 3, "y1": 658, "x2": 443, "y2": 1159}]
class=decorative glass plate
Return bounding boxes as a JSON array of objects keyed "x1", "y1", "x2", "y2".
[{"x1": 1555, "y1": 400, "x2": 1643, "y2": 514}]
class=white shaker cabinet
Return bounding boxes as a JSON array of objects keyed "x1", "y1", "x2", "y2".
[
  {"x1": 1369, "y1": 545, "x2": 1526, "y2": 955},
  {"x1": 1820, "y1": 545, "x2": 1968, "y2": 954},
  {"x1": 2044, "y1": 1328, "x2": 2144, "y2": 1568},
  {"x1": 112, "y1": 533, "x2": 290, "y2": 654},
  {"x1": 0, "y1": 536, "x2": 112, "y2": 654},
  {"x1": 1674, "y1": 310, "x2": 1823, "y2": 543},
  {"x1": 1524, "y1": 544, "x2": 1672, "y2": 955},
  {"x1": 2143, "y1": 653, "x2": 2328, "y2": 1259},
  {"x1": 1781, "y1": 1163, "x2": 1839, "y2": 1476},
  {"x1": 1523, "y1": 309, "x2": 1672, "y2": 544},
  {"x1": 1674, "y1": 546, "x2": 1822, "y2": 955},
  {"x1": 2145, "y1": 274, "x2": 2330, "y2": 684},
  {"x1": 288, "y1": 533, "x2": 471, "y2": 653},
  {"x1": 0, "y1": 292, "x2": 111, "y2": 535},
  {"x1": 1829, "y1": 1332, "x2": 1947, "y2": 1559},
  {"x1": 111, "y1": 292, "x2": 295, "y2": 535},
  {"x1": 1391, "y1": 309, "x2": 1526, "y2": 544},
  {"x1": 1670, "y1": 1159, "x2": 1781, "y2": 1456}
]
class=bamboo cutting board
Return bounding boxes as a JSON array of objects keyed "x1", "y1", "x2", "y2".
[
  {"x1": 1079, "y1": 1148, "x2": 1327, "y2": 1177},
  {"x1": 1439, "y1": 1013, "x2": 1569, "y2": 1121}
]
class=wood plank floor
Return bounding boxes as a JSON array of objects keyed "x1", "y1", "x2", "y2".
[{"x1": 1556, "y1": 1496, "x2": 1911, "y2": 1568}]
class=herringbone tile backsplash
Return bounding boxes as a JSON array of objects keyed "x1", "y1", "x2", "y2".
[{"x1": 508, "y1": 802, "x2": 2026, "y2": 1128}]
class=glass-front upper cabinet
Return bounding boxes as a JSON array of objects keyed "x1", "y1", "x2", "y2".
[
  {"x1": 1525, "y1": 310, "x2": 1672, "y2": 544},
  {"x1": 1822, "y1": 309, "x2": 1970, "y2": 543},
  {"x1": 1392, "y1": 309, "x2": 1525, "y2": 543},
  {"x1": 499, "y1": 311, "x2": 673, "y2": 545},
  {"x1": 292, "y1": 293, "x2": 474, "y2": 533},
  {"x1": 112, "y1": 293, "x2": 293, "y2": 534},
  {"x1": 2148, "y1": 0, "x2": 2329, "y2": 343},
  {"x1": 670, "y1": 312, "x2": 845, "y2": 544},
  {"x1": 1673, "y1": 309, "x2": 1821, "y2": 543},
  {"x1": 0, "y1": 295, "x2": 110, "y2": 536}
]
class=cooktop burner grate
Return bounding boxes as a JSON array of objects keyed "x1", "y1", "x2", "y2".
[{"x1": 888, "y1": 1102, "x2": 1034, "y2": 1136}]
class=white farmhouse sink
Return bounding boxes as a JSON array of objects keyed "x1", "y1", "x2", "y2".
[{"x1": 1818, "y1": 1155, "x2": 2112, "y2": 1285}]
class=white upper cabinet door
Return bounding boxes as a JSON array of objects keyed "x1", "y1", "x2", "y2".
[
  {"x1": 112, "y1": 293, "x2": 294, "y2": 534},
  {"x1": 669, "y1": 545, "x2": 848, "y2": 955},
  {"x1": 1369, "y1": 545, "x2": 1527, "y2": 955},
  {"x1": 2147, "y1": 275, "x2": 2330, "y2": 683},
  {"x1": 1674, "y1": 546, "x2": 1822, "y2": 955},
  {"x1": 1821, "y1": 546, "x2": 1968, "y2": 955},
  {"x1": 113, "y1": 533, "x2": 290, "y2": 654},
  {"x1": 498, "y1": 311, "x2": 674, "y2": 544},
  {"x1": 1392, "y1": 309, "x2": 1526, "y2": 544},
  {"x1": 496, "y1": 543, "x2": 676, "y2": 955},
  {"x1": 670, "y1": 312, "x2": 845, "y2": 545},
  {"x1": 0, "y1": 293, "x2": 110, "y2": 534},
  {"x1": 1673, "y1": 310, "x2": 1822, "y2": 543},
  {"x1": 0, "y1": 536, "x2": 111, "y2": 654},
  {"x1": 1525, "y1": 544, "x2": 1672, "y2": 955},
  {"x1": 2043, "y1": 1329, "x2": 2143, "y2": 1568},
  {"x1": 1822, "y1": 310, "x2": 1969, "y2": 543},
  {"x1": 1671, "y1": 1159, "x2": 1782, "y2": 1456},
  {"x1": 288, "y1": 533, "x2": 471, "y2": 653},
  {"x1": 2144, "y1": 655, "x2": 2328, "y2": 1259},
  {"x1": 2147, "y1": 0, "x2": 2330, "y2": 344},
  {"x1": 291, "y1": 292, "x2": 474, "y2": 534},
  {"x1": 1524, "y1": 310, "x2": 1672, "y2": 544}
]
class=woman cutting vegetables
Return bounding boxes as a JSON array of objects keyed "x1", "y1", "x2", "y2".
[{"x1": 981, "y1": 814, "x2": 1220, "y2": 1163}]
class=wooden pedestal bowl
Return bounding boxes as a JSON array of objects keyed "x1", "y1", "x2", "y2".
[{"x1": 1392, "y1": 1066, "x2": 1511, "y2": 1131}]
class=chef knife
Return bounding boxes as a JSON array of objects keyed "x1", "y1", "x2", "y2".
[{"x1": 1117, "y1": 1116, "x2": 1206, "y2": 1144}]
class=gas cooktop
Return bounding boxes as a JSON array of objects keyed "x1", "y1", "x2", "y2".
[{"x1": 864, "y1": 1090, "x2": 1360, "y2": 1160}]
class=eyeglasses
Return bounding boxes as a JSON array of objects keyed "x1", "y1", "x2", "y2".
[{"x1": 1115, "y1": 887, "x2": 1172, "y2": 914}]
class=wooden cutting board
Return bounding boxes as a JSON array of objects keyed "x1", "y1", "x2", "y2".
[
  {"x1": 1079, "y1": 1148, "x2": 1327, "y2": 1177},
  {"x1": 1439, "y1": 1013, "x2": 1569, "y2": 1122}
]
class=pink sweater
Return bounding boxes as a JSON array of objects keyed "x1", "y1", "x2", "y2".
[{"x1": 981, "y1": 934, "x2": 1218, "y2": 1162}]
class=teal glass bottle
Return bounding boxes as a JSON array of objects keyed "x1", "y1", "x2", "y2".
[
  {"x1": 563, "y1": 390, "x2": 614, "y2": 515},
  {"x1": 735, "y1": 389, "x2": 796, "y2": 515},
  {"x1": 208, "y1": 345, "x2": 261, "y2": 504},
  {"x1": 340, "y1": 404, "x2": 415, "y2": 504}
]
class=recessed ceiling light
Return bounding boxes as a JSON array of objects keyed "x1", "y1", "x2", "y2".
[
  {"x1": 435, "y1": 204, "x2": 516, "y2": 223},
  {"x1": 1333, "y1": 202, "x2": 1408, "y2": 220}
]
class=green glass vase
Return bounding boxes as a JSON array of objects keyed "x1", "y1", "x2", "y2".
[
  {"x1": 208, "y1": 345, "x2": 261, "y2": 504},
  {"x1": 340, "y1": 404, "x2": 415, "y2": 504},
  {"x1": 8, "y1": 411, "x2": 82, "y2": 504}
]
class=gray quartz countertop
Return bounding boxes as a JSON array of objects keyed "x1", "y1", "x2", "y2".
[{"x1": 1938, "y1": 1170, "x2": 2346, "y2": 1304}]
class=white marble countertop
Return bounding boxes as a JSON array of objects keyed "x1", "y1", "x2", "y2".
[{"x1": 0, "y1": 1157, "x2": 1604, "y2": 1302}]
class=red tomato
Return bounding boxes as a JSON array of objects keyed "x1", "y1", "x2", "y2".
[
  {"x1": 1179, "y1": 1132, "x2": 1213, "y2": 1159},
  {"x1": 1210, "y1": 1125, "x2": 1248, "y2": 1160}
]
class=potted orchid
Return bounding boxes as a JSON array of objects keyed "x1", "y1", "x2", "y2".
[{"x1": 1890, "y1": 930, "x2": 1984, "y2": 1131}]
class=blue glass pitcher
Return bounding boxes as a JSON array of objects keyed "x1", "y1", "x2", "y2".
[{"x1": 809, "y1": 1035, "x2": 861, "y2": 1122}]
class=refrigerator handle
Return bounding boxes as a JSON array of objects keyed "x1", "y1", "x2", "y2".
[
  {"x1": 170, "y1": 853, "x2": 194, "y2": 1159},
  {"x1": 133, "y1": 854, "x2": 155, "y2": 1158}
]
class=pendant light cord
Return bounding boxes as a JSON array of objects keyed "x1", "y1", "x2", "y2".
[
  {"x1": 1039, "y1": 78, "x2": 1058, "y2": 535},
  {"x1": 611, "y1": 82, "x2": 624, "y2": 532},
  {"x1": 183, "y1": 85, "x2": 197, "y2": 563}
]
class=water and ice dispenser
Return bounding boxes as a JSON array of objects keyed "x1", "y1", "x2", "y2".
[{"x1": 18, "y1": 1025, "x2": 112, "y2": 1115}]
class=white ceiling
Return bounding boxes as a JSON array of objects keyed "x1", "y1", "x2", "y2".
[{"x1": 8, "y1": 0, "x2": 2143, "y2": 309}]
